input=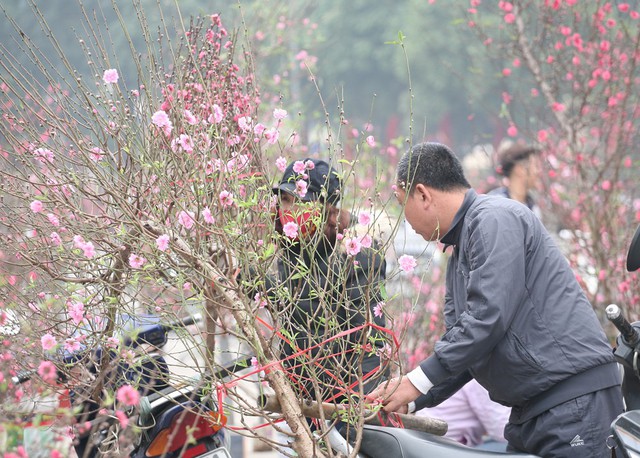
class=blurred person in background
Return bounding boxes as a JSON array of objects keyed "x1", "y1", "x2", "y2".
[
  {"x1": 416, "y1": 378, "x2": 510, "y2": 451},
  {"x1": 488, "y1": 142, "x2": 541, "y2": 219}
]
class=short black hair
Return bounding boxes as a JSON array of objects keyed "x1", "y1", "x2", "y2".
[
  {"x1": 397, "y1": 142, "x2": 471, "y2": 193},
  {"x1": 497, "y1": 144, "x2": 539, "y2": 177}
]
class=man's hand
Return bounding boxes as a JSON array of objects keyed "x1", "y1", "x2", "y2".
[{"x1": 367, "y1": 376, "x2": 421, "y2": 413}]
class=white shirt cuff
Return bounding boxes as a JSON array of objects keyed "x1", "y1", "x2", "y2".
[
  {"x1": 407, "y1": 367, "x2": 433, "y2": 394},
  {"x1": 407, "y1": 401, "x2": 417, "y2": 413}
]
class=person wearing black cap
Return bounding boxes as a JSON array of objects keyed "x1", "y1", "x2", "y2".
[
  {"x1": 488, "y1": 143, "x2": 541, "y2": 217},
  {"x1": 269, "y1": 157, "x2": 389, "y2": 403}
]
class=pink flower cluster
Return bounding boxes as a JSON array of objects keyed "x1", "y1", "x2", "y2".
[
  {"x1": 73, "y1": 235, "x2": 96, "y2": 259},
  {"x1": 283, "y1": 221, "x2": 298, "y2": 239},
  {"x1": 398, "y1": 254, "x2": 417, "y2": 273},
  {"x1": 102, "y1": 69, "x2": 119, "y2": 84},
  {"x1": 116, "y1": 384, "x2": 140, "y2": 407}
]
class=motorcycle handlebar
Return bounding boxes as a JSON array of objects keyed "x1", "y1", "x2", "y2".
[
  {"x1": 606, "y1": 304, "x2": 640, "y2": 347},
  {"x1": 162, "y1": 312, "x2": 203, "y2": 330},
  {"x1": 11, "y1": 369, "x2": 36, "y2": 385}
]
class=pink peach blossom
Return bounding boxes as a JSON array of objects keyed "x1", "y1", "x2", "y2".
[
  {"x1": 183, "y1": 109, "x2": 197, "y2": 125},
  {"x1": 30, "y1": 200, "x2": 43, "y2": 213},
  {"x1": 273, "y1": 108, "x2": 288, "y2": 120},
  {"x1": 67, "y1": 300, "x2": 84, "y2": 324},
  {"x1": 47, "y1": 213, "x2": 60, "y2": 226},
  {"x1": 90, "y1": 147, "x2": 105, "y2": 162},
  {"x1": 219, "y1": 190, "x2": 234, "y2": 208},
  {"x1": 41, "y1": 333, "x2": 57, "y2": 351},
  {"x1": 102, "y1": 69, "x2": 119, "y2": 84},
  {"x1": 178, "y1": 210, "x2": 195, "y2": 230},
  {"x1": 238, "y1": 116, "x2": 252, "y2": 131},
  {"x1": 33, "y1": 147, "x2": 54, "y2": 163},
  {"x1": 115, "y1": 410, "x2": 129, "y2": 429},
  {"x1": 178, "y1": 134, "x2": 194, "y2": 153},
  {"x1": 151, "y1": 110, "x2": 173, "y2": 136},
  {"x1": 398, "y1": 254, "x2": 417, "y2": 273},
  {"x1": 129, "y1": 253, "x2": 146, "y2": 268},
  {"x1": 263, "y1": 128, "x2": 279, "y2": 144},
  {"x1": 203, "y1": 207, "x2": 215, "y2": 224},
  {"x1": 65, "y1": 338, "x2": 82, "y2": 352},
  {"x1": 116, "y1": 384, "x2": 140, "y2": 407},
  {"x1": 253, "y1": 123, "x2": 266, "y2": 136},
  {"x1": 156, "y1": 234, "x2": 170, "y2": 251},
  {"x1": 38, "y1": 360, "x2": 57, "y2": 384},
  {"x1": 344, "y1": 237, "x2": 362, "y2": 256},
  {"x1": 283, "y1": 221, "x2": 299, "y2": 238},
  {"x1": 358, "y1": 211, "x2": 372, "y2": 226},
  {"x1": 360, "y1": 234, "x2": 373, "y2": 249},
  {"x1": 295, "y1": 180, "x2": 308, "y2": 198},
  {"x1": 210, "y1": 104, "x2": 224, "y2": 123},
  {"x1": 81, "y1": 241, "x2": 96, "y2": 258},
  {"x1": 276, "y1": 156, "x2": 288, "y2": 172},
  {"x1": 50, "y1": 232, "x2": 62, "y2": 246}
]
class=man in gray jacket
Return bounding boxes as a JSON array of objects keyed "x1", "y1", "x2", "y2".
[{"x1": 370, "y1": 142, "x2": 623, "y2": 457}]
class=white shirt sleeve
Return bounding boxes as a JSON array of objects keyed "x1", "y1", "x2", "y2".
[{"x1": 407, "y1": 366, "x2": 434, "y2": 394}]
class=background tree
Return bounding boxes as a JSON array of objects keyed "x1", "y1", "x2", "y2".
[
  {"x1": 0, "y1": 2, "x2": 411, "y2": 457},
  {"x1": 3, "y1": 0, "x2": 639, "y2": 456},
  {"x1": 461, "y1": 0, "x2": 640, "y2": 324}
]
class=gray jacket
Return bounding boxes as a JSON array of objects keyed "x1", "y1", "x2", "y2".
[{"x1": 417, "y1": 189, "x2": 619, "y2": 423}]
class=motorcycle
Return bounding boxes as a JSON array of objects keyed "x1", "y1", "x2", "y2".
[
  {"x1": 6, "y1": 312, "x2": 249, "y2": 458},
  {"x1": 605, "y1": 223, "x2": 640, "y2": 458},
  {"x1": 74, "y1": 355, "x2": 253, "y2": 458}
]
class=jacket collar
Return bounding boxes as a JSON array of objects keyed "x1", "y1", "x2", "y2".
[{"x1": 441, "y1": 188, "x2": 476, "y2": 249}]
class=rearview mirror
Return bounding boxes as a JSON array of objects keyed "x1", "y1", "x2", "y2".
[
  {"x1": 611, "y1": 410, "x2": 640, "y2": 456},
  {"x1": 628, "y1": 224, "x2": 640, "y2": 272}
]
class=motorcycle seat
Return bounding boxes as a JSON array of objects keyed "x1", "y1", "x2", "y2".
[{"x1": 358, "y1": 425, "x2": 540, "y2": 458}]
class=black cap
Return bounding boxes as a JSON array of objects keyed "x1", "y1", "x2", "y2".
[{"x1": 273, "y1": 158, "x2": 342, "y2": 205}]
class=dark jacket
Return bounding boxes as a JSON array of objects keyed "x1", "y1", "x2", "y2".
[
  {"x1": 487, "y1": 186, "x2": 541, "y2": 220},
  {"x1": 275, "y1": 237, "x2": 388, "y2": 401},
  {"x1": 417, "y1": 189, "x2": 619, "y2": 423}
]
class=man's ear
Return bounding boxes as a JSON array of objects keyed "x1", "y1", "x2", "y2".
[
  {"x1": 512, "y1": 161, "x2": 528, "y2": 177},
  {"x1": 413, "y1": 183, "x2": 433, "y2": 209}
]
